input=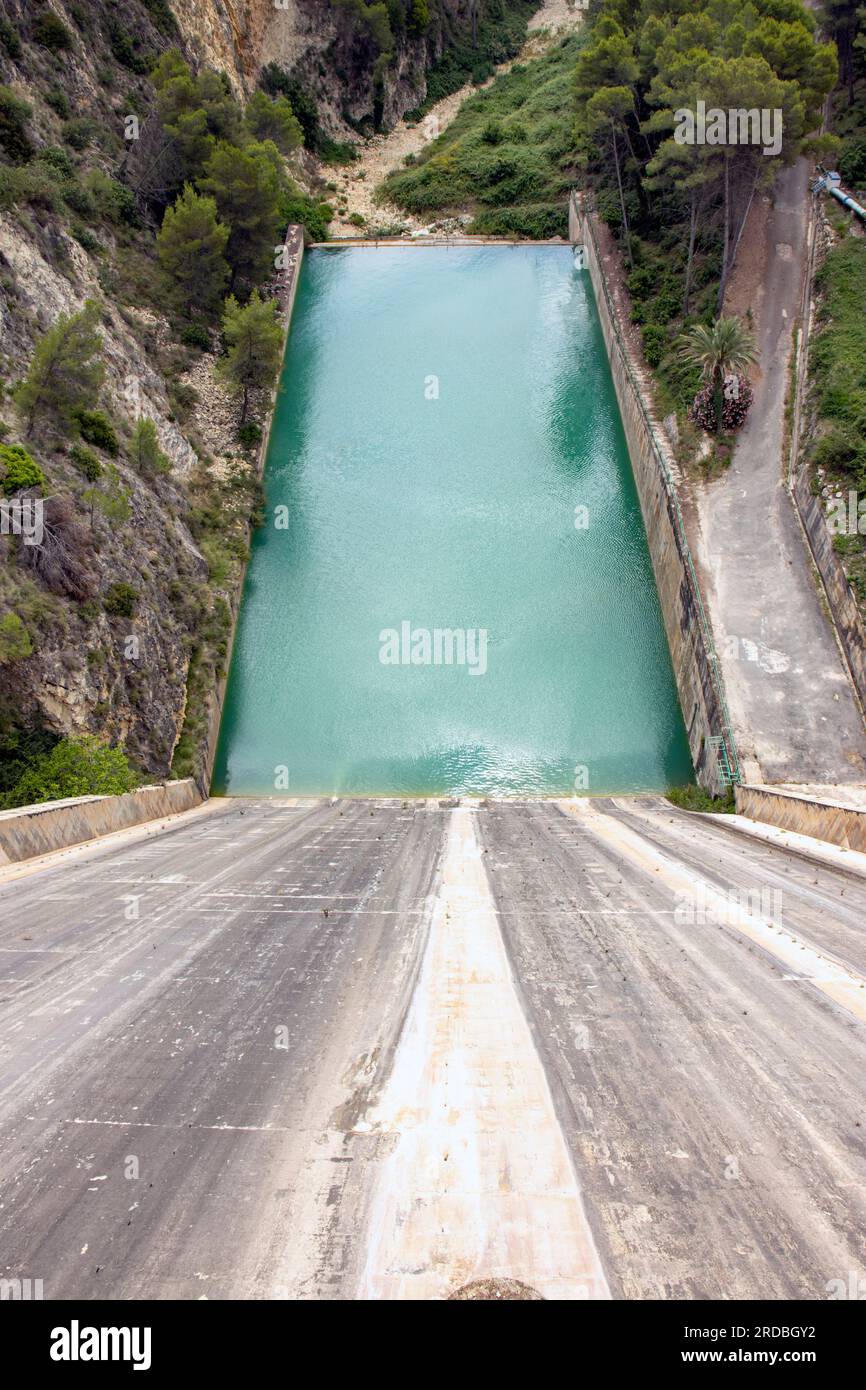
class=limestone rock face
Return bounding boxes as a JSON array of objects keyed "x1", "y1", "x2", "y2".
[{"x1": 169, "y1": 0, "x2": 502, "y2": 133}]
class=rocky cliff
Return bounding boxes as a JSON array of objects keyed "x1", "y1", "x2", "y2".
[{"x1": 0, "y1": 0, "x2": 530, "y2": 798}]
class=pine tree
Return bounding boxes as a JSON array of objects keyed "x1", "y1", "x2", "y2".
[
  {"x1": 14, "y1": 300, "x2": 104, "y2": 438},
  {"x1": 244, "y1": 90, "x2": 303, "y2": 154},
  {"x1": 130, "y1": 417, "x2": 170, "y2": 475},
  {"x1": 216, "y1": 290, "x2": 283, "y2": 423},
  {"x1": 156, "y1": 184, "x2": 230, "y2": 321},
  {"x1": 199, "y1": 141, "x2": 282, "y2": 290}
]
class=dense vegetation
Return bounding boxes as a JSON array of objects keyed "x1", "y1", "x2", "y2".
[
  {"x1": 801, "y1": 3, "x2": 866, "y2": 606},
  {"x1": 0, "y1": 11, "x2": 298, "y2": 806},
  {"x1": 384, "y1": 33, "x2": 583, "y2": 238},
  {"x1": 405, "y1": 0, "x2": 537, "y2": 117}
]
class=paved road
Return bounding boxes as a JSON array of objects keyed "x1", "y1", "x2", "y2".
[
  {"x1": 1, "y1": 796, "x2": 865, "y2": 1299},
  {"x1": 697, "y1": 158, "x2": 866, "y2": 784}
]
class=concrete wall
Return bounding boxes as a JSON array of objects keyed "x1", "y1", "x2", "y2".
[
  {"x1": 569, "y1": 193, "x2": 737, "y2": 793},
  {"x1": 0, "y1": 779, "x2": 202, "y2": 865},
  {"x1": 736, "y1": 782, "x2": 866, "y2": 853},
  {"x1": 201, "y1": 228, "x2": 306, "y2": 792},
  {"x1": 792, "y1": 469, "x2": 866, "y2": 709}
]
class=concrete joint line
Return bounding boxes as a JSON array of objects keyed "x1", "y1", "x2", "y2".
[{"x1": 356, "y1": 806, "x2": 610, "y2": 1301}]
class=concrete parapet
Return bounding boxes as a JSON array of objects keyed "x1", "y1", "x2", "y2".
[
  {"x1": 0, "y1": 779, "x2": 202, "y2": 864},
  {"x1": 735, "y1": 782, "x2": 866, "y2": 852}
]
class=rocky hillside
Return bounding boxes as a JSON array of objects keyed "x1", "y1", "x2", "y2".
[
  {"x1": 0, "y1": 0, "x2": 531, "y2": 806},
  {"x1": 172, "y1": 0, "x2": 536, "y2": 131}
]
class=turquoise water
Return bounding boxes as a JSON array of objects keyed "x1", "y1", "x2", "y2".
[{"x1": 213, "y1": 246, "x2": 692, "y2": 797}]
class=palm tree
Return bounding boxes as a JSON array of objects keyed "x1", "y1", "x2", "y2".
[{"x1": 676, "y1": 317, "x2": 758, "y2": 434}]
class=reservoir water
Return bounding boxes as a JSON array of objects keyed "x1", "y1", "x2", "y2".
[{"x1": 213, "y1": 246, "x2": 692, "y2": 797}]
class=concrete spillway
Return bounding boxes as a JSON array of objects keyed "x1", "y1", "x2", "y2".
[{"x1": 2, "y1": 794, "x2": 865, "y2": 1299}]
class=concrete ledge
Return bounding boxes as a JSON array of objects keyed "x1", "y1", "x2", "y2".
[
  {"x1": 735, "y1": 782, "x2": 866, "y2": 853},
  {"x1": 0, "y1": 779, "x2": 203, "y2": 865}
]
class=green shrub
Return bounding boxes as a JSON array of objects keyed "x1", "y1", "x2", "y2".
[
  {"x1": 279, "y1": 187, "x2": 332, "y2": 242},
  {"x1": 0, "y1": 17, "x2": 22, "y2": 60},
  {"x1": 642, "y1": 324, "x2": 668, "y2": 369},
  {"x1": 667, "y1": 784, "x2": 735, "y2": 813},
  {"x1": 45, "y1": 86, "x2": 71, "y2": 118},
  {"x1": 73, "y1": 409, "x2": 119, "y2": 455},
  {"x1": 72, "y1": 225, "x2": 100, "y2": 255},
  {"x1": 61, "y1": 178, "x2": 96, "y2": 217},
  {"x1": 103, "y1": 581, "x2": 139, "y2": 618},
  {"x1": 0, "y1": 84, "x2": 34, "y2": 163},
  {"x1": 0, "y1": 612, "x2": 32, "y2": 663},
  {"x1": 0, "y1": 444, "x2": 46, "y2": 495},
  {"x1": 470, "y1": 203, "x2": 566, "y2": 239},
  {"x1": 1, "y1": 735, "x2": 139, "y2": 809},
  {"x1": 0, "y1": 163, "x2": 61, "y2": 212},
  {"x1": 180, "y1": 322, "x2": 212, "y2": 351},
  {"x1": 40, "y1": 145, "x2": 74, "y2": 177},
  {"x1": 32, "y1": 11, "x2": 73, "y2": 52},
  {"x1": 70, "y1": 443, "x2": 102, "y2": 480},
  {"x1": 62, "y1": 117, "x2": 95, "y2": 151},
  {"x1": 107, "y1": 18, "x2": 148, "y2": 73},
  {"x1": 237, "y1": 421, "x2": 262, "y2": 448},
  {"x1": 86, "y1": 169, "x2": 137, "y2": 225}
]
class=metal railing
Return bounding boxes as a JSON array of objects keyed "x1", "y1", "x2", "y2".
[{"x1": 570, "y1": 190, "x2": 741, "y2": 786}]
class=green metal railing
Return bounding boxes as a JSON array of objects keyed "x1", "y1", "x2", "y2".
[{"x1": 570, "y1": 191, "x2": 741, "y2": 788}]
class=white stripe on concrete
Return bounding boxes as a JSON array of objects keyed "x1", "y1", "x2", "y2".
[
  {"x1": 563, "y1": 800, "x2": 866, "y2": 1025},
  {"x1": 356, "y1": 806, "x2": 610, "y2": 1301}
]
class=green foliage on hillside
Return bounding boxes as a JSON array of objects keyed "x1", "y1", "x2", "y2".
[
  {"x1": 216, "y1": 292, "x2": 284, "y2": 423},
  {"x1": 406, "y1": 0, "x2": 536, "y2": 116},
  {"x1": 1, "y1": 735, "x2": 140, "y2": 810},
  {"x1": 809, "y1": 237, "x2": 866, "y2": 488},
  {"x1": 0, "y1": 443, "x2": 45, "y2": 495},
  {"x1": 384, "y1": 35, "x2": 583, "y2": 236},
  {"x1": 574, "y1": 0, "x2": 836, "y2": 353},
  {"x1": 14, "y1": 302, "x2": 105, "y2": 439}
]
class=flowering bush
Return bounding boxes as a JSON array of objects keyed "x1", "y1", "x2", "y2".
[{"x1": 689, "y1": 375, "x2": 753, "y2": 432}]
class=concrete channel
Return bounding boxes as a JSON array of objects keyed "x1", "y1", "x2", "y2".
[{"x1": 1, "y1": 793, "x2": 864, "y2": 1299}]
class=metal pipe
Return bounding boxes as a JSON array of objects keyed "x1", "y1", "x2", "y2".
[{"x1": 828, "y1": 184, "x2": 866, "y2": 222}]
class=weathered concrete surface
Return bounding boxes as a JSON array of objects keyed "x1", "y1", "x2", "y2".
[
  {"x1": 0, "y1": 797, "x2": 441, "y2": 1299},
  {"x1": 736, "y1": 781, "x2": 866, "y2": 853},
  {"x1": 481, "y1": 798, "x2": 866, "y2": 1298},
  {"x1": 0, "y1": 780, "x2": 202, "y2": 866},
  {"x1": 697, "y1": 160, "x2": 866, "y2": 785},
  {"x1": 358, "y1": 807, "x2": 609, "y2": 1301},
  {"x1": 2, "y1": 795, "x2": 865, "y2": 1300}
]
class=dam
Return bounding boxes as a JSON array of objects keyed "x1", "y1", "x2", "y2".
[{"x1": 213, "y1": 245, "x2": 692, "y2": 797}]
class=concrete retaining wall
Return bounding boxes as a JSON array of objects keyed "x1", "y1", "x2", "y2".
[
  {"x1": 735, "y1": 782, "x2": 866, "y2": 853},
  {"x1": 792, "y1": 470, "x2": 866, "y2": 708},
  {"x1": 0, "y1": 779, "x2": 202, "y2": 865},
  {"x1": 569, "y1": 193, "x2": 737, "y2": 793},
  {"x1": 201, "y1": 228, "x2": 306, "y2": 792}
]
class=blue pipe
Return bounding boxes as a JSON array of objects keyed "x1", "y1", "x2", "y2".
[{"x1": 828, "y1": 184, "x2": 866, "y2": 222}]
